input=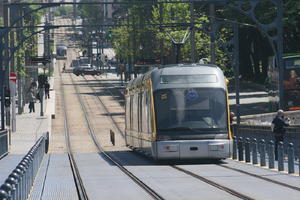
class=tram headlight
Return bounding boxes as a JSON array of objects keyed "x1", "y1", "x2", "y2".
[{"x1": 209, "y1": 143, "x2": 225, "y2": 151}]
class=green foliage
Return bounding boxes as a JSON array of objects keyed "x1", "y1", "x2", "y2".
[
  {"x1": 111, "y1": 0, "x2": 229, "y2": 72},
  {"x1": 0, "y1": 17, "x2": 3, "y2": 26},
  {"x1": 78, "y1": 0, "x2": 103, "y2": 24},
  {"x1": 283, "y1": 0, "x2": 300, "y2": 53},
  {"x1": 13, "y1": 5, "x2": 44, "y2": 74},
  {"x1": 54, "y1": 6, "x2": 74, "y2": 17},
  {"x1": 76, "y1": 0, "x2": 300, "y2": 83}
]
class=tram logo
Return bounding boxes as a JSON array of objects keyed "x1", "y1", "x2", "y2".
[{"x1": 185, "y1": 90, "x2": 199, "y2": 101}]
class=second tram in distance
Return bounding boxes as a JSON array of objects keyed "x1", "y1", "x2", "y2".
[{"x1": 125, "y1": 63, "x2": 232, "y2": 160}]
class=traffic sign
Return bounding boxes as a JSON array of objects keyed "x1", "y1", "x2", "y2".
[{"x1": 9, "y1": 72, "x2": 17, "y2": 83}]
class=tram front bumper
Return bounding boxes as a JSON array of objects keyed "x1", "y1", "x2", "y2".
[{"x1": 156, "y1": 140, "x2": 232, "y2": 160}]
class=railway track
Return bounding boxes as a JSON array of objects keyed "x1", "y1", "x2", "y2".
[
  {"x1": 69, "y1": 73, "x2": 165, "y2": 200},
  {"x1": 86, "y1": 73, "x2": 300, "y2": 199},
  {"x1": 59, "y1": 65, "x2": 89, "y2": 200}
]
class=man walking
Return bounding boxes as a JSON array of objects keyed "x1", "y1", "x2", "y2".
[
  {"x1": 27, "y1": 82, "x2": 37, "y2": 113},
  {"x1": 272, "y1": 109, "x2": 290, "y2": 160}
]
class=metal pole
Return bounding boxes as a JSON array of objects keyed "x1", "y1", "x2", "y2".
[
  {"x1": 190, "y1": 2, "x2": 195, "y2": 63},
  {"x1": 209, "y1": 4, "x2": 216, "y2": 64},
  {"x1": 3, "y1": 1, "x2": 10, "y2": 129},
  {"x1": 17, "y1": 6, "x2": 24, "y2": 114},
  {"x1": 39, "y1": 87, "x2": 44, "y2": 117},
  {"x1": 159, "y1": 4, "x2": 164, "y2": 64},
  {"x1": 0, "y1": 33, "x2": 5, "y2": 130},
  {"x1": 233, "y1": 23, "x2": 240, "y2": 125},
  {"x1": 277, "y1": 0, "x2": 284, "y2": 109},
  {"x1": 175, "y1": 43, "x2": 181, "y2": 64}
]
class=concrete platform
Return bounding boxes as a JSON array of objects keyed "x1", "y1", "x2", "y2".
[{"x1": 0, "y1": 77, "x2": 55, "y2": 185}]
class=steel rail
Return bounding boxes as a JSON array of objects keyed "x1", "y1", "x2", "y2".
[
  {"x1": 71, "y1": 75, "x2": 165, "y2": 200},
  {"x1": 172, "y1": 165, "x2": 254, "y2": 200},
  {"x1": 219, "y1": 164, "x2": 300, "y2": 191},
  {"x1": 102, "y1": 78, "x2": 300, "y2": 195},
  {"x1": 84, "y1": 76, "x2": 125, "y2": 138},
  {"x1": 90, "y1": 75, "x2": 262, "y2": 199},
  {"x1": 59, "y1": 66, "x2": 90, "y2": 200}
]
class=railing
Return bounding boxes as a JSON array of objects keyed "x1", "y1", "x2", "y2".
[
  {"x1": 0, "y1": 132, "x2": 49, "y2": 200},
  {"x1": 0, "y1": 129, "x2": 8, "y2": 159},
  {"x1": 233, "y1": 124, "x2": 300, "y2": 157},
  {"x1": 232, "y1": 136, "x2": 300, "y2": 175}
]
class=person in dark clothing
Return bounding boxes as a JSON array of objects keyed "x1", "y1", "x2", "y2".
[
  {"x1": 44, "y1": 81, "x2": 50, "y2": 99},
  {"x1": 272, "y1": 109, "x2": 290, "y2": 160},
  {"x1": 27, "y1": 84, "x2": 37, "y2": 113}
]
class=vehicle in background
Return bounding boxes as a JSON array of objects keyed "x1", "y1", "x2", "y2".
[
  {"x1": 78, "y1": 57, "x2": 91, "y2": 65},
  {"x1": 70, "y1": 59, "x2": 80, "y2": 68},
  {"x1": 125, "y1": 63, "x2": 232, "y2": 160},
  {"x1": 267, "y1": 54, "x2": 300, "y2": 111},
  {"x1": 56, "y1": 45, "x2": 67, "y2": 60},
  {"x1": 73, "y1": 64, "x2": 101, "y2": 76}
]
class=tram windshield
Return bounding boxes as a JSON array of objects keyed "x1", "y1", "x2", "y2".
[
  {"x1": 154, "y1": 88, "x2": 228, "y2": 140},
  {"x1": 283, "y1": 57, "x2": 300, "y2": 110}
]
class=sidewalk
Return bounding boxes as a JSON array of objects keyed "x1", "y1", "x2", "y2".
[{"x1": 0, "y1": 77, "x2": 55, "y2": 185}]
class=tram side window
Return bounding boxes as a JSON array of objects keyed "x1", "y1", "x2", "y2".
[
  {"x1": 138, "y1": 92, "x2": 143, "y2": 132},
  {"x1": 154, "y1": 90, "x2": 172, "y2": 129},
  {"x1": 125, "y1": 96, "x2": 130, "y2": 131},
  {"x1": 132, "y1": 94, "x2": 139, "y2": 132},
  {"x1": 141, "y1": 91, "x2": 148, "y2": 133},
  {"x1": 130, "y1": 95, "x2": 133, "y2": 131},
  {"x1": 148, "y1": 91, "x2": 153, "y2": 133}
]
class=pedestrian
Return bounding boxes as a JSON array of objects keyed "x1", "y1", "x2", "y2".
[
  {"x1": 27, "y1": 84, "x2": 37, "y2": 113},
  {"x1": 44, "y1": 81, "x2": 50, "y2": 99},
  {"x1": 272, "y1": 109, "x2": 290, "y2": 160}
]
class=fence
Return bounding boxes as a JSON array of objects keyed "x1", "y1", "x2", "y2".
[
  {"x1": 0, "y1": 132, "x2": 49, "y2": 200},
  {"x1": 0, "y1": 129, "x2": 8, "y2": 159},
  {"x1": 233, "y1": 124, "x2": 300, "y2": 157},
  {"x1": 232, "y1": 136, "x2": 300, "y2": 175},
  {"x1": 232, "y1": 124, "x2": 300, "y2": 174}
]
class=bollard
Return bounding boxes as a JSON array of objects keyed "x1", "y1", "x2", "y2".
[
  {"x1": 268, "y1": 140, "x2": 275, "y2": 169},
  {"x1": 260, "y1": 139, "x2": 266, "y2": 167},
  {"x1": 278, "y1": 142, "x2": 284, "y2": 171},
  {"x1": 45, "y1": 131, "x2": 49, "y2": 153},
  {"x1": 238, "y1": 137, "x2": 244, "y2": 161},
  {"x1": 0, "y1": 189, "x2": 9, "y2": 199},
  {"x1": 245, "y1": 138, "x2": 251, "y2": 163},
  {"x1": 288, "y1": 143, "x2": 295, "y2": 174},
  {"x1": 252, "y1": 138, "x2": 258, "y2": 165},
  {"x1": 110, "y1": 130, "x2": 115, "y2": 146},
  {"x1": 232, "y1": 136, "x2": 237, "y2": 160}
]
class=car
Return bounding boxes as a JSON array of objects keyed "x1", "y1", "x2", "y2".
[{"x1": 73, "y1": 64, "x2": 101, "y2": 76}]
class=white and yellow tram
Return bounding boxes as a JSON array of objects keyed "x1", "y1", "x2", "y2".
[{"x1": 125, "y1": 63, "x2": 232, "y2": 160}]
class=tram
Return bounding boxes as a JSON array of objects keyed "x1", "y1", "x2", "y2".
[
  {"x1": 56, "y1": 45, "x2": 67, "y2": 60},
  {"x1": 267, "y1": 54, "x2": 300, "y2": 111},
  {"x1": 125, "y1": 63, "x2": 232, "y2": 160}
]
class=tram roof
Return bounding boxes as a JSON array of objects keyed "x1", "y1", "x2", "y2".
[{"x1": 127, "y1": 63, "x2": 226, "y2": 91}]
